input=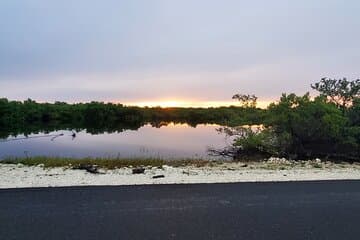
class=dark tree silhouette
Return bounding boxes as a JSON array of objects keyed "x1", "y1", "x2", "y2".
[
  {"x1": 311, "y1": 77, "x2": 360, "y2": 109},
  {"x1": 232, "y1": 94, "x2": 258, "y2": 108}
]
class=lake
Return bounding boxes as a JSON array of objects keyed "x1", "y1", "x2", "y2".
[{"x1": 0, "y1": 123, "x2": 228, "y2": 159}]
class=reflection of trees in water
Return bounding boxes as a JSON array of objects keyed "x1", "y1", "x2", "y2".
[
  {"x1": 0, "y1": 114, "x2": 228, "y2": 140},
  {"x1": 0, "y1": 120, "x2": 206, "y2": 140},
  {"x1": 149, "y1": 121, "x2": 171, "y2": 128},
  {"x1": 148, "y1": 120, "x2": 202, "y2": 128},
  {"x1": 0, "y1": 123, "x2": 138, "y2": 140}
]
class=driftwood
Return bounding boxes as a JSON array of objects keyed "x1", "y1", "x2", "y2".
[
  {"x1": 73, "y1": 164, "x2": 101, "y2": 174},
  {"x1": 132, "y1": 167, "x2": 145, "y2": 174},
  {"x1": 152, "y1": 175, "x2": 165, "y2": 179},
  {"x1": 207, "y1": 146, "x2": 238, "y2": 159}
]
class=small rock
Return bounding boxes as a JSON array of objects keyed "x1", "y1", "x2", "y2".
[
  {"x1": 315, "y1": 158, "x2": 321, "y2": 163},
  {"x1": 132, "y1": 167, "x2": 145, "y2": 174},
  {"x1": 267, "y1": 157, "x2": 291, "y2": 164},
  {"x1": 152, "y1": 174, "x2": 165, "y2": 179},
  {"x1": 162, "y1": 165, "x2": 172, "y2": 170},
  {"x1": 240, "y1": 164, "x2": 248, "y2": 168}
]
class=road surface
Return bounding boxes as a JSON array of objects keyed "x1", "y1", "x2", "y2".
[{"x1": 1, "y1": 181, "x2": 360, "y2": 240}]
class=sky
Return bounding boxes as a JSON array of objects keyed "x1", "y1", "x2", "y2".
[{"x1": 0, "y1": 0, "x2": 359, "y2": 107}]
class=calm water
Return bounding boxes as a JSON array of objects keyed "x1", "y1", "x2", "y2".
[{"x1": 0, "y1": 123, "x2": 228, "y2": 159}]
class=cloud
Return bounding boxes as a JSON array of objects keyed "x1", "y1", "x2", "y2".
[{"x1": 0, "y1": 0, "x2": 359, "y2": 103}]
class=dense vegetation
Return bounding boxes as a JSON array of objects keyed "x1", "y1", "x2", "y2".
[
  {"x1": 0, "y1": 99, "x2": 264, "y2": 138},
  {"x1": 214, "y1": 78, "x2": 360, "y2": 161}
]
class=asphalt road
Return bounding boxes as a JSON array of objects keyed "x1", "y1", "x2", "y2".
[{"x1": 1, "y1": 181, "x2": 360, "y2": 240}]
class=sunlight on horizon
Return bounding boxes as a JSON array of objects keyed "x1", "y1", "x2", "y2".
[{"x1": 123, "y1": 100, "x2": 270, "y2": 108}]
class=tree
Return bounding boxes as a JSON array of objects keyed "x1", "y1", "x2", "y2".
[
  {"x1": 266, "y1": 93, "x2": 358, "y2": 159},
  {"x1": 348, "y1": 98, "x2": 360, "y2": 126},
  {"x1": 208, "y1": 126, "x2": 282, "y2": 160},
  {"x1": 232, "y1": 94, "x2": 258, "y2": 108},
  {"x1": 311, "y1": 77, "x2": 360, "y2": 109}
]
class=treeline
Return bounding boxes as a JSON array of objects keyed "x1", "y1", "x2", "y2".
[
  {"x1": 213, "y1": 78, "x2": 360, "y2": 161},
  {"x1": 0, "y1": 98, "x2": 265, "y2": 138}
]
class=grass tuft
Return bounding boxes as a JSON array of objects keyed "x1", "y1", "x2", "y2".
[{"x1": 1, "y1": 156, "x2": 214, "y2": 169}]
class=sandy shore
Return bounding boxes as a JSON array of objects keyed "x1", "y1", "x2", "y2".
[{"x1": 1, "y1": 159, "x2": 360, "y2": 189}]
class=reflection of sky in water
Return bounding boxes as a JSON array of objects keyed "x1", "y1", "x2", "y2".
[{"x1": 0, "y1": 124, "x2": 226, "y2": 159}]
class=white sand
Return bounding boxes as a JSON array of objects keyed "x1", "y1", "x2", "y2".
[{"x1": 1, "y1": 159, "x2": 360, "y2": 189}]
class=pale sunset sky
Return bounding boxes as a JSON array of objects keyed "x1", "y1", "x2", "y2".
[{"x1": 0, "y1": 0, "x2": 359, "y2": 107}]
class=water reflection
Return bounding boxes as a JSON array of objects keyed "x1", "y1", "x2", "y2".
[{"x1": 0, "y1": 123, "x2": 226, "y2": 159}]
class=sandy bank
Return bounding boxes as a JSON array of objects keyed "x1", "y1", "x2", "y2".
[{"x1": 1, "y1": 159, "x2": 360, "y2": 188}]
